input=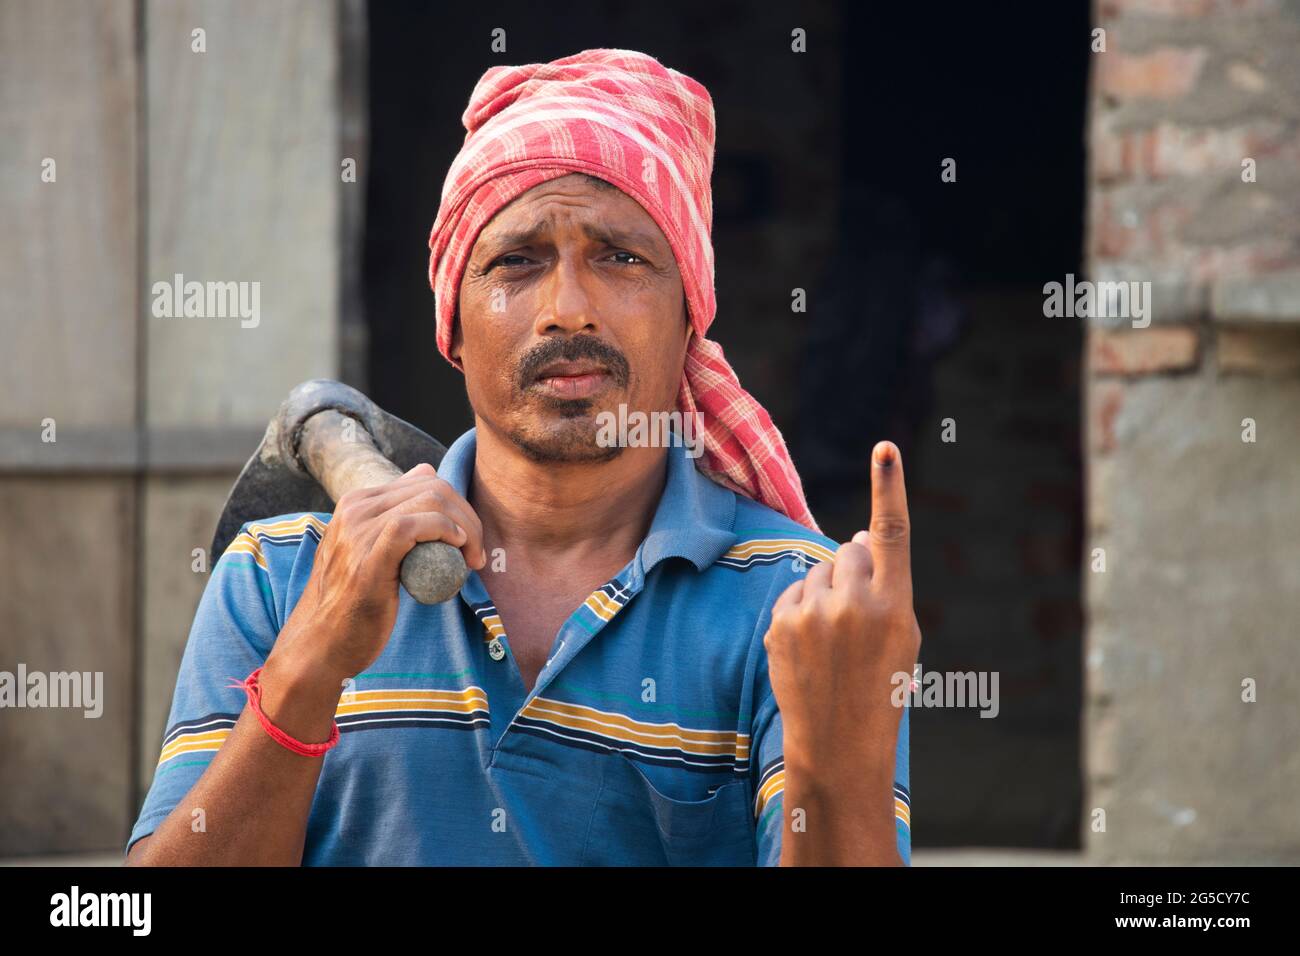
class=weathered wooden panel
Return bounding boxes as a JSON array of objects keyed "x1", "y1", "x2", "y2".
[
  {"x1": 0, "y1": 478, "x2": 136, "y2": 856},
  {"x1": 145, "y1": 0, "x2": 339, "y2": 428},
  {"x1": 137, "y1": 475, "x2": 236, "y2": 795},
  {"x1": 0, "y1": 0, "x2": 138, "y2": 428}
]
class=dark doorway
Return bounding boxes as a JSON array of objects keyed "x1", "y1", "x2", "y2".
[{"x1": 363, "y1": 0, "x2": 1089, "y2": 849}]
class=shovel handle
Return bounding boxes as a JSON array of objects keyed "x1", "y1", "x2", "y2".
[{"x1": 295, "y1": 409, "x2": 469, "y2": 604}]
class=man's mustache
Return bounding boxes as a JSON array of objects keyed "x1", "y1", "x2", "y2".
[{"x1": 516, "y1": 335, "x2": 631, "y2": 391}]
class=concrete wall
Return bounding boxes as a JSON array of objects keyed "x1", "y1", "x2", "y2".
[
  {"x1": 0, "y1": 0, "x2": 347, "y2": 855},
  {"x1": 1085, "y1": 0, "x2": 1300, "y2": 862}
]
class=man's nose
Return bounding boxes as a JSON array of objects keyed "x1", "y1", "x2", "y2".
[{"x1": 534, "y1": 255, "x2": 599, "y2": 335}]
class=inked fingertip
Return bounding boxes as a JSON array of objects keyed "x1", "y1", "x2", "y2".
[{"x1": 873, "y1": 441, "x2": 898, "y2": 467}]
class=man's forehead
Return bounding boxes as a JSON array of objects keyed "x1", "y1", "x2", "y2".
[
  {"x1": 475, "y1": 178, "x2": 671, "y2": 251},
  {"x1": 490, "y1": 173, "x2": 624, "y2": 220}
]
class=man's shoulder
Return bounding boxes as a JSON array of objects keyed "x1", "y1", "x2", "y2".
[
  {"x1": 713, "y1": 494, "x2": 838, "y2": 575},
  {"x1": 218, "y1": 510, "x2": 332, "y2": 579}
]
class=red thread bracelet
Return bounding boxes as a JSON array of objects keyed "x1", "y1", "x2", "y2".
[{"x1": 225, "y1": 666, "x2": 339, "y2": 757}]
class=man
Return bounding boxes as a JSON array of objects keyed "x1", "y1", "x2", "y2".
[{"x1": 126, "y1": 49, "x2": 920, "y2": 866}]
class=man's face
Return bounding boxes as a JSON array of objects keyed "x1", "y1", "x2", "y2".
[{"x1": 454, "y1": 173, "x2": 690, "y2": 463}]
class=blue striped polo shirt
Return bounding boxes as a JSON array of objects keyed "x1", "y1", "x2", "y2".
[{"x1": 127, "y1": 427, "x2": 911, "y2": 865}]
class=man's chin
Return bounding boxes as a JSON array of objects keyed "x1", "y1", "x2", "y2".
[
  {"x1": 536, "y1": 395, "x2": 600, "y2": 419},
  {"x1": 509, "y1": 411, "x2": 625, "y2": 464}
]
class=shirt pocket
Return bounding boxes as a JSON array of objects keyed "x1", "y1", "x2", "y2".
[{"x1": 581, "y1": 754, "x2": 756, "y2": 866}]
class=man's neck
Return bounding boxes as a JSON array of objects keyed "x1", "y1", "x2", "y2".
[{"x1": 469, "y1": 424, "x2": 668, "y2": 565}]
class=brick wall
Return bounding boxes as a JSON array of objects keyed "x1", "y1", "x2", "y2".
[{"x1": 1085, "y1": 0, "x2": 1300, "y2": 862}]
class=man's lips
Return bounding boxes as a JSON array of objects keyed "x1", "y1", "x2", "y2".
[{"x1": 531, "y1": 361, "x2": 612, "y2": 400}]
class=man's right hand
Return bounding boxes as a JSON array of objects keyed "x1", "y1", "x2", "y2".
[
  {"x1": 264, "y1": 462, "x2": 486, "y2": 697},
  {"x1": 127, "y1": 464, "x2": 482, "y2": 867}
]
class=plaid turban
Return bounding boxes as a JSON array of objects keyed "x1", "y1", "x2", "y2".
[{"x1": 427, "y1": 48, "x2": 819, "y2": 532}]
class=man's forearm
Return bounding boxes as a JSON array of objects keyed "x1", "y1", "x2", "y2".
[
  {"x1": 778, "y1": 745, "x2": 903, "y2": 867},
  {"x1": 126, "y1": 653, "x2": 344, "y2": 866}
]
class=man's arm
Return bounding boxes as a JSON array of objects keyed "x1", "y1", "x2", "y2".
[
  {"x1": 750, "y1": 689, "x2": 909, "y2": 867},
  {"x1": 127, "y1": 463, "x2": 486, "y2": 866},
  {"x1": 777, "y1": 711, "x2": 906, "y2": 866},
  {"x1": 126, "y1": 652, "x2": 343, "y2": 866},
  {"x1": 764, "y1": 441, "x2": 921, "y2": 866}
]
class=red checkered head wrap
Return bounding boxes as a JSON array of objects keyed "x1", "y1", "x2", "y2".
[{"x1": 428, "y1": 48, "x2": 818, "y2": 531}]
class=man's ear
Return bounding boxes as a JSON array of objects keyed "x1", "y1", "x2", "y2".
[{"x1": 449, "y1": 310, "x2": 465, "y2": 371}]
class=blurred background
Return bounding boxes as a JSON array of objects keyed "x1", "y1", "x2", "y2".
[{"x1": 1, "y1": 0, "x2": 1297, "y2": 864}]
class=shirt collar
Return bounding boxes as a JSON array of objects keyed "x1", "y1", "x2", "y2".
[
  {"x1": 638, "y1": 436, "x2": 737, "y2": 574},
  {"x1": 435, "y1": 427, "x2": 737, "y2": 577},
  {"x1": 435, "y1": 427, "x2": 479, "y2": 501}
]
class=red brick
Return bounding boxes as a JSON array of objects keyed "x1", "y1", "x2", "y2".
[
  {"x1": 1090, "y1": 209, "x2": 1293, "y2": 277},
  {"x1": 1090, "y1": 326, "x2": 1200, "y2": 375},
  {"x1": 1097, "y1": 47, "x2": 1208, "y2": 100},
  {"x1": 1090, "y1": 194, "x2": 1194, "y2": 260},
  {"x1": 1094, "y1": 122, "x2": 1294, "y2": 181},
  {"x1": 1092, "y1": 127, "x2": 1157, "y2": 182},
  {"x1": 1217, "y1": 326, "x2": 1300, "y2": 375},
  {"x1": 1185, "y1": 241, "x2": 1296, "y2": 283},
  {"x1": 1090, "y1": 381, "x2": 1126, "y2": 454},
  {"x1": 1100, "y1": 0, "x2": 1281, "y2": 16}
]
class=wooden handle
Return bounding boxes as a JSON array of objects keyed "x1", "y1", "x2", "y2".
[{"x1": 296, "y1": 409, "x2": 469, "y2": 604}]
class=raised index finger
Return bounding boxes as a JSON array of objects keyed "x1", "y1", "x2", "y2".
[{"x1": 867, "y1": 440, "x2": 912, "y2": 591}]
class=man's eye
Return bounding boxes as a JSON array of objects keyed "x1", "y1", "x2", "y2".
[
  {"x1": 609, "y1": 251, "x2": 644, "y2": 265},
  {"x1": 497, "y1": 254, "x2": 531, "y2": 267}
]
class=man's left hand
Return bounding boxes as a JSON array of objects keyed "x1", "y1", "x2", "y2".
[{"x1": 764, "y1": 440, "x2": 922, "y2": 864}]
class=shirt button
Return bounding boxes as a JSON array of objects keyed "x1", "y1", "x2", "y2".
[{"x1": 488, "y1": 639, "x2": 506, "y2": 661}]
